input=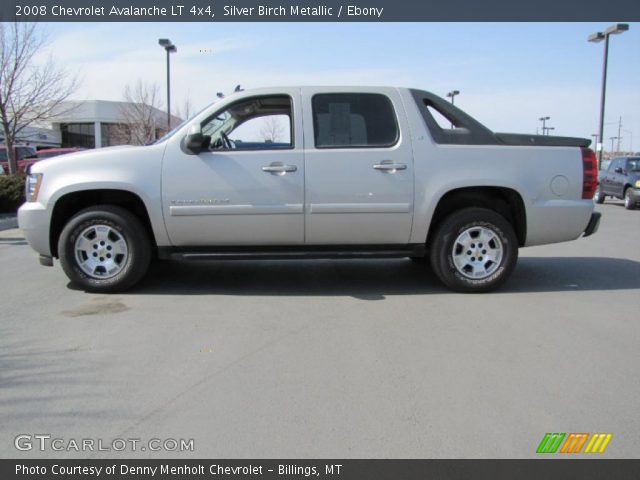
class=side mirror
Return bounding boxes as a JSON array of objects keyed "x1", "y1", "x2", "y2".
[
  {"x1": 181, "y1": 126, "x2": 211, "y2": 155},
  {"x1": 614, "y1": 167, "x2": 623, "y2": 174}
]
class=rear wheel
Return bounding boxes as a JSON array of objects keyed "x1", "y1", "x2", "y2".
[
  {"x1": 429, "y1": 208, "x2": 518, "y2": 293},
  {"x1": 593, "y1": 185, "x2": 605, "y2": 204},
  {"x1": 58, "y1": 205, "x2": 151, "y2": 292},
  {"x1": 624, "y1": 188, "x2": 636, "y2": 210}
]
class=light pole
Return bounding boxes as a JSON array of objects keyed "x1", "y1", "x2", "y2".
[
  {"x1": 446, "y1": 90, "x2": 459, "y2": 128},
  {"x1": 591, "y1": 134, "x2": 599, "y2": 150},
  {"x1": 610, "y1": 136, "x2": 618, "y2": 155},
  {"x1": 446, "y1": 90, "x2": 460, "y2": 105},
  {"x1": 588, "y1": 23, "x2": 629, "y2": 168},
  {"x1": 539, "y1": 116, "x2": 550, "y2": 135},
  {"x1": 545, "y1": 127, "x2": 555, "y2": 136},
  {"x1": 616, "y1": 116, "x2": 623, "y2": 152},
  {"x1": 158, "y1": 38, "x2": 177, "y2": 132}
]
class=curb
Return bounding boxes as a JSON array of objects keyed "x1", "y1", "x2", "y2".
[{"x1": 0, "y1": 215, "x2": 18, "y2": 231}]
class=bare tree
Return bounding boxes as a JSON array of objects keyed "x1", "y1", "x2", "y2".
[
  {"x1": 0, "y1": 23, "x2": 79, "y2": 174},
  {"x1": 115, "y1": 80, "x2": 163, "y2": 145},
  {"x1": 175, "y1": 95, "x2": 194, "y2": 122},
  {"x1": 260, "y1": 116, "x2": 284, "y2": 143}
]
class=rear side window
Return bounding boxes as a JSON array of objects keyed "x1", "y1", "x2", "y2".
[{"x1": 312, "y1": 93, "x2": 398, "y2": 148}]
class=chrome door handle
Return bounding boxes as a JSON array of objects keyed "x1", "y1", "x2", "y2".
[
  {"x1": 373, "y1": 162, "x2": 407, "y2": 172},
  {"x1": 262, "y1": 163, "x2": 297, "y2": 175}
]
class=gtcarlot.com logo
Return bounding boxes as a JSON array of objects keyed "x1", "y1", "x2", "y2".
[
  {"x1": 14, "y1": 434, "x2": 194, "y2": 452},
  {"x1": 536, "y1": 433, "x2": 612, "y2": 454}
]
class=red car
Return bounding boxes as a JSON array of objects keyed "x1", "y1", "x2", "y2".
[
  {"x1": 35, "y1": 147, "x2": 84, "y2": 159},
  {"x1": 0, "y1": 144, "x2": 38, "y2": 174}
]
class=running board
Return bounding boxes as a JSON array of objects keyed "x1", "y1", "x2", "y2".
[{"x1": 158, "y1": 244, "x2": 425, "y2": 261}]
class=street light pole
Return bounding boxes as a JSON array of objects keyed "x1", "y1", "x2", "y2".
[
  {"x1": 588, "y1": 24, "x2": 629, "y2": 168},
  {"x1": 610, "y1": 136, "x2": 618, "y2": 155},
  {"x1": 597, "y1": 33, "x2": 609, "y2": 162},
  {"x1": 446, "y1": 90, "x2": 460, "y2": 129},
  {"x1": 616, "y1": 116, "x2": 623, "y2": 152},
  {"x1": 158, "y1": 38, "x2": 177, "y2": 132},
  {"x1": 591, "y1": 134, "x2": 599, "y2": 150},
  {"x1": 446, "y1": 90, "x2": 460, "y2": 106},
  {"x1": 539, "y1": 116, "x2": 550, "y2": 135}
]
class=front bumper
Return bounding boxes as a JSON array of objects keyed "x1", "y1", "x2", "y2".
[
  {"x1": 17, "y1": 202, "x2": 52, "y2": 257},
  {"x1": 583, "y1": 212, "x2": 601, "y2": 238}
]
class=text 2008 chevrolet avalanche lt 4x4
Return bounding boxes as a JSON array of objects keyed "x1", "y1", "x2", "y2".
[{"x1": 18, "y1": 87, "x2": 601, "y2": 293}]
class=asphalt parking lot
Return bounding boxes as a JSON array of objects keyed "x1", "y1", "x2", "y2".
[{"x1": 1, "y1": 202, "x2": 638, "y2": 459}]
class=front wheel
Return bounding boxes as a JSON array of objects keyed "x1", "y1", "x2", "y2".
[
  {"x1": 429, "y1": 208, "x2": 518, "y2": 293},
  {"x1": 624, "y1": 188, "x2": 636, "y2": 210},
  {"x1": 58, "y1": 205, "x2": 151, "y2": 292}
]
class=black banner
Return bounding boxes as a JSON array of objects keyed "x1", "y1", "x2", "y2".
[
  {"x1": 3, "y1": 460, "x2": 640, "y2": 480},
  {"x1": 1, "y1": 0, "x2": 639, "y2": 22}
]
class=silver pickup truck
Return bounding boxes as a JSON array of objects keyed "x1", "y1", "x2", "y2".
[{"x1": 18, "y1": 86, "x2": 601, "y2": 293}]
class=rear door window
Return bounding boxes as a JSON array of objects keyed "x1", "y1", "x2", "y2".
[{"x1": 312, "y1": 93, "x2": 398, "y2": 148}]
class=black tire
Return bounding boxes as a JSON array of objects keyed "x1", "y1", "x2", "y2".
[
  {"x1": 58, "y1": 205, "x2": 151, "y2": 292},
  {"x1": 624, "y1": 188, "x2": 636, "y2": 210},
  {"x1": 594, "y1": 185, "x2": 605, "y2": 204},
  {"x1": 429, "y1": 208, "x2": 518, "y2": 293}
]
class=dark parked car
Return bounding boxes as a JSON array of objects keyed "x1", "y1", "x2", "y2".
[{"x1": 595, "y1": 157, "x2": 640, "y2": 209}]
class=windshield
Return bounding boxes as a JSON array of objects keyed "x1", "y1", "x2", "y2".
[
  {"x1": 151, "y1": 119, "x2": 187, "y2": 144},
  {"x1": 37, "y1": 151, "x2": 62, "y2": 159},
  {"x1": 152, "y1": 103, "x2": 213, "y2": 145}
]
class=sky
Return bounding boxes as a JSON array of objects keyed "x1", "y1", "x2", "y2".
[{"x1": 36, "y1": 22, "x2": 640, "y2": 149}]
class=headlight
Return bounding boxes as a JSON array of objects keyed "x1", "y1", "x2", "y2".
[
  {"x1": 25, "y1": 173, "x2": 43, "y2": 202},
  {"x1": 635, "y1": 180, "x2": 640, "y2": 188}
]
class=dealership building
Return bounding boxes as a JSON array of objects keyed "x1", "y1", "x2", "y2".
[{"x1": 3, "y1": 100, "x2": 180, "y2": 150}]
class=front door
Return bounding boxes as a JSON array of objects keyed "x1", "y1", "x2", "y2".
[
  {"x1": 301, "y1": 88, "x2": 414, "y2": 244},
  {"x1": 162, "y1": 90, "x2": 304, "y2": 246}
]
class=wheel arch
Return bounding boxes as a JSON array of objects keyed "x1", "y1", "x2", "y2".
[
  {"x1": 426, "y1": 186, "x2": 527, "y2": 248},
  {"x1": 49, "y1": 189, "x2": 157, "y2": 258}
]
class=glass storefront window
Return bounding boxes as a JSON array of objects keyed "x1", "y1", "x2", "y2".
[{"x1": 60, "y1": 123, "x2": 95, "y2": 148}]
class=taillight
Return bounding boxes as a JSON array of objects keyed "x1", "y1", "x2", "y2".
[{"x1": 581, "y1": 147, "x2": 598, "y2": 199}]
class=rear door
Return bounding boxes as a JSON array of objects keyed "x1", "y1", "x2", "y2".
[{"x1": 301, "y1": 88, "x2": 414, "y2": 245}]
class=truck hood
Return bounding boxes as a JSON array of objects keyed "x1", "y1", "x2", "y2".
[{"x1": 30, "y1": 145, "x2": 150, "y2": 174}]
